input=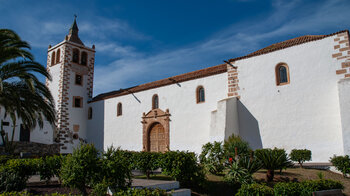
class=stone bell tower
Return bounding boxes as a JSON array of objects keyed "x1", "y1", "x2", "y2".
[{"x1": 46, "y1": 16, "x2": 95, "y2": 153}]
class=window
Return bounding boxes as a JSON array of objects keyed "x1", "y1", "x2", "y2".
[
  {"x1": 56, "y1": 49, "x2": 60, "y2": 64},
  {"x1": 152, "y1": 94, "x2": 159, "y2": 109},
  {"x1": 75, "y1": 74, "x2": 83, "y2": 85},
  {"x1": 73, "y1": 96, "x2": 83, "y2": 108},
  {"x1": 51, "y1": 51, "x2": 56, "y2": 66},
  {"x1": 88, "y1": 107, "x2": 92, "y2": 119},
  {"x1": 275, "y1": 63, "x2": 290, "y2": 86},
  {"x1": 72, "y1": 48, "x2": 80, "y2": 63},
  {"x1": 20, "y1": 124, "x2": 30, "y2": 142},
  {"x1": 81, "y1": 52, "x2": 87, "y2": 65},
  {"x1": 2, "y1": 121, "x2": 9, "y2": 126},
  {"x1": 196, "y1": 86, "x2": 205, "y2": 103},
  {"x1": 117, "y1": 102, "x2": 122, "y2": 116}
]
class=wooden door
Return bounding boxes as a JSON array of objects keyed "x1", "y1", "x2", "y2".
[{"x1": 149, "y1": 123, "x2": 166, "y2": 152}]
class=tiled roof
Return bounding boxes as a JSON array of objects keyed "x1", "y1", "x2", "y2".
[
  {"x1": 228, "y1": 29, "x2": 349, "y2": 62},
  {"x1": 91, "y1": 63, "x2": 227, "y2": 102}
]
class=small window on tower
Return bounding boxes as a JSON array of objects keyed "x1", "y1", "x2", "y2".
[
  {"x1": 81, "y1": 52, "x2": 87, "y2": 65},
  {"x1": 75, "y1": 74, "x2": 82, "y2": 85},
  {"x1": 56, "y1": 49, "x2": 61, "y2": 64},
  {"x1": 88, "y1": 107, "x2": 92, "y2": 119},
  {"x1": 51, "y1": 51, "x2": 56, "y2": 66},
  {"x1": 73, "y1": 96, "x2": 83, "y2": 108},
  {"x1": 72, "y1": 48, "x2": 80, "y2": 63}
]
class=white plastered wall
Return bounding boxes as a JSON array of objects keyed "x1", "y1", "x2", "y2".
[
  {"x1": 89, "y1": 73, "x2": 228, "y2": 155},
  {"x1": 234, "y1": 35, "x2": 344, "y2": 162},
  {"x1": 338, "y1": 78, "x2": 350, "y2": 155}
]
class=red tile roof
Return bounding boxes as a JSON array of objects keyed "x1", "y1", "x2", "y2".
[
  {"x1": 228, "y1": 30, "x2": 349, "y2": 62},
  {"x1": 91, "y1": 30, "x2": 348, "y2": 102},
  {"x1": 91, "y1": 63, "x2": 227, "y2": 102}
]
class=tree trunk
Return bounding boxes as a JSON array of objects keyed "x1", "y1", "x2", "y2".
[
  {"x1": 266, "y1": 169, "x2": 274, "y2": 182},
  {"x1": 146, "y1": 171, "x2": 150, "y2": 179}
]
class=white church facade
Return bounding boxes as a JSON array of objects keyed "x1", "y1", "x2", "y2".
[{"x1": 2, "y1": 19, "x2": 350, "y2": 162}]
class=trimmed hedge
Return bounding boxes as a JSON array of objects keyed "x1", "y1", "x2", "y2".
[
  {"x1": 236, "y1": 179, "x2": 344, "y2": 196},
  {"x1": 236, "y1": 183, "x2": 274, "y2": 196},
  {"x1": 159, "y1": 151, "x2": 205, "y2": 187},
  {"x1": 290, "y1": 149, "x2": 311, "y2": 168},
  {"x1": 114, "y1": 188, "x2": 168, "y2": 196}
]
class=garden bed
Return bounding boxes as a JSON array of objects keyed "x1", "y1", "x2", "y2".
[{"x1": 190, "y1": 168, "x2": 350, "y2": 196}]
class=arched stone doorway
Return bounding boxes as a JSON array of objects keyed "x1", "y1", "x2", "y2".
[
  {"x1": 148, "y1": 123, "x2": 166, "y2": 152},
  {"x1": 142, "y1": 108, "x2": 170, "y2": 152}
]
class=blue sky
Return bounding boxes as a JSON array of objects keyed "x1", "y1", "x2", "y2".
[{"x1": 1, "y1": 0, "x2": 350, "y2": 96}]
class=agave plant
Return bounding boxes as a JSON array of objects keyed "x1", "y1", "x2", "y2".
[
  {"x1": 255, "y1": 148, "x2": 292, "y2": 182},
  {"x1": 238, "y1": 155, "x2": 263, "y2": 175},
  {"x1": 224, "y1": 161, "x2": 253, "y2": 185}
]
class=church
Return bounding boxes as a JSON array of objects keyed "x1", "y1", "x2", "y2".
[{"x1": 1, "y1": 18, "x2": 350, "y2": 162}]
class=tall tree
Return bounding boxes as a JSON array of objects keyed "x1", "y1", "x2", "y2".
[{"x1": 0, "y1": 29, "x2": 55, "y2": 153}]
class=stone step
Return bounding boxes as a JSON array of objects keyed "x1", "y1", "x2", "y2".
[
  {"x1": 132, "y1": 178, "x2": 180, "y2": 191},
  {"x1": 167, "y1": 188, "x2": 191, "y2": 196}
]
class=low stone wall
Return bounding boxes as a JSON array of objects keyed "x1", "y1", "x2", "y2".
[{"x1": 0, "y1": 141, "x2": 60, "y2": 156}]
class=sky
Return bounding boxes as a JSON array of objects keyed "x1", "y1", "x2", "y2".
[{"x1": 1, "y1": 0, "x2": 350, "y2": 96}]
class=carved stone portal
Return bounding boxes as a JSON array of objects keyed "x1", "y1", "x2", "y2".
[{"x1": 142, "y1": 108, "x2": 170, "y2": 152}]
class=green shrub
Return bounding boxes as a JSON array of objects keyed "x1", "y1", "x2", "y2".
[
  {"x1": 132, "y1": 151, "x2": 160, "y2": 179},
  {"x1": 255, "y1": 148, "x2": 292, "y2": 181},
  {"x1": 330, "y1": 155, "x2": 350, "y2": 177},
  {"x1": 236, "y1": 183, "x2": 274, "y2": 196},
  {"x1": 60, "y1": 144, "x2": 100, "y2": 195},
  {"x1": 91, "y1": 179, "x2": 109, "y2": 196},
  {"x1": 223, "y1": 135, "x2": 250, "y2": 159},
  {"x1": 224, "y1": 162, "x2": 253, "y2": 186},
  {"x1": 0, "y1": 158, "x2": 42, "y2": 193},
  {"x1": 274, "y1": 182, "x2": 306, "y2": 196},
  {"x1": 39, "y1": 155, "x2": 63, "y2": 183},
  {"x1": 274, "y1": 179, "x2": 343, "y2": 196},
  {"x1": 101, "y1": 147, "x2": 132, "y2": 192},
  {"x1": 199, "y1": 141, "x2": 225, "y2": 175},
  {"x1": 0, "y1": 155, "x2": 14, "y2": 165},
  {"x1": 0, "y1": 192, "x2": 33, "y2": 196},
  {"x1": 290, "y1": 149, "x2": 311, "y2": 168},
  {"x1": 300, "y1": 179, "x2": 343, "y2": 192},
  {"x1": 0, "y1": 192, "x2": 76, "y2": 196},
  {"x1": 159, "y1": 151, "x2": 205, "y2": 187},
  {"x1": 114, "y1": 188, "x2": 167, "y2": 196}
]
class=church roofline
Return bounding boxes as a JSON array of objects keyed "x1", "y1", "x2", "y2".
[
  {"x1": 90, "y1": 63, "x2": 227, "y2": 102},
  {"x1": 227, "y1": 29, "x2": 349, "y2": 63},
  {"x1": 90, "y1": 29, "x2": 349, "y2": 103}
]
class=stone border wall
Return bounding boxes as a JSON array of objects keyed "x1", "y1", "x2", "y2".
[{"x1": 0, "y1": 142, "x2": 60, "y2": 156}]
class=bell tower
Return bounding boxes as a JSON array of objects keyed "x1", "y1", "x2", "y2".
[{"x1": 46, "y1": 16, "x2": 95, "y2": 153}]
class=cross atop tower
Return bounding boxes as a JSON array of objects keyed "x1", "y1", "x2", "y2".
[{"x1": 66, "y1": 15, "x2": 84, "y2": 45}]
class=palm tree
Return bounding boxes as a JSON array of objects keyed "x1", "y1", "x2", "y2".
[{"x1": 0, "y1": 29, "x2": 55, "y2": 153}]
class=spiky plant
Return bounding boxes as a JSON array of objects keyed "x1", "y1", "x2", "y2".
[{"x1": 255, "y1": 148, "x2": 292, "y2": 182}]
